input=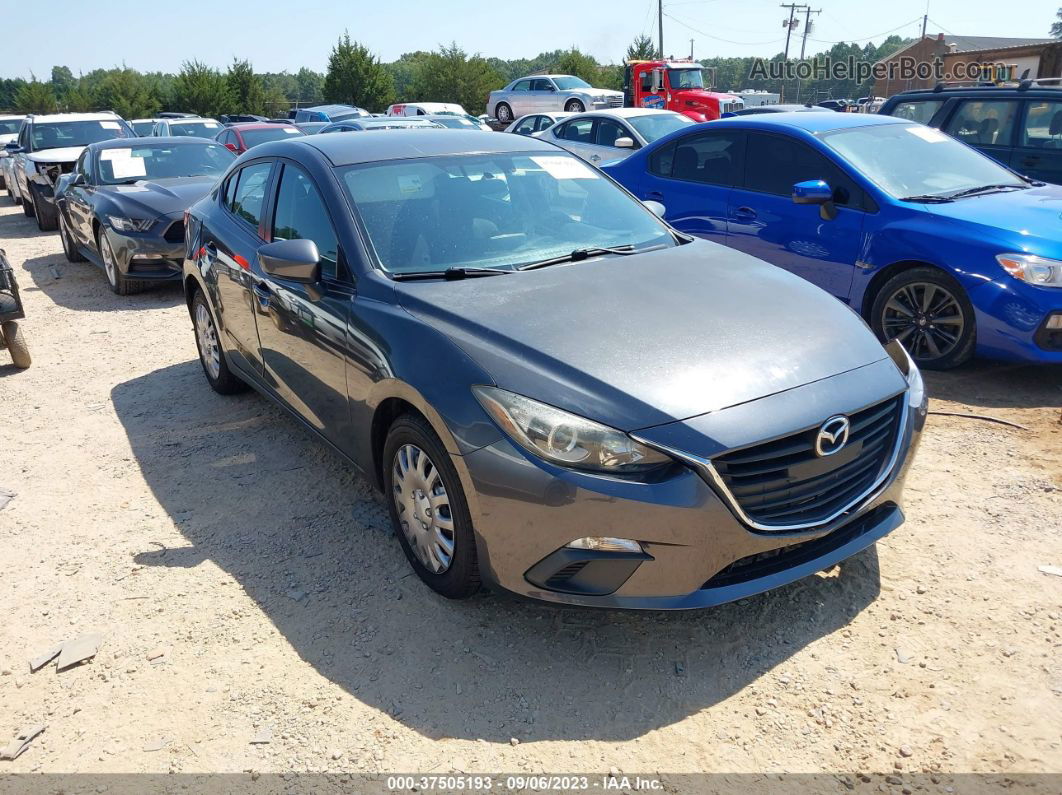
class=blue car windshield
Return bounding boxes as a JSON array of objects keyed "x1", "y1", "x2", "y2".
[
  {"x1": 820, "y1": 123, "x2": 1025, "y2": 199},
  {"x1": 340, "y1": 152, "x2": 673, "y2": 274}
]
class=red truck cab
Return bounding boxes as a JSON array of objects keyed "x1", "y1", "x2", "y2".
[{"x1": 624, "y1": 59, "x2": 744, "y2": 122}]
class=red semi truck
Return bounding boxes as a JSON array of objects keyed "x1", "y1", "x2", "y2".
[{"x1": 623, "y1": 59, "x2": 744, "y2": 121}]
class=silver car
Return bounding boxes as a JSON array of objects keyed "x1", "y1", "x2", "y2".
[
  {"x1": 503, "y1": 112, "x2": 573, "y2": 136},
  {"x1": 538, "y1": 109, "x2": 695, "y2": 164},
  {"x1": 488, "y1": 75, "x2": 623, "y2": 124}
]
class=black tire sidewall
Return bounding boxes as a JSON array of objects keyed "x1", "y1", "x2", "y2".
[
  {"x1": 496, "y1": 103, "x2": 512, "y2": 122},
  {"x1": 191, "y1": 289, "x2": 244, "y2": 395},
  {"x1": 382, "y1": 415, "x2": 480, "y2": 599},
  {"x1": 566, "y1": 100, "x2": 584, "y2": 113},
  {"x1": 871, "y1": 267, "x2": 976, "y2": 370}
]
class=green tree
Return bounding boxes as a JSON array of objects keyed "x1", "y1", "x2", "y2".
[
  {"x1": 294, "y1": 67, "x2": 324, "y2": 105},
  {"x1": 324, "y1": 34, "x2": 395, "y2": 112},
  {"x1": 15, "y1": 79, "x2": 56, "y2": 114},
  {"x1": 385, "y1": 51, "x2": 430, "y2": 100},
  {"x1": 409, "y1": 43, "x2": 503, "y2": 114},
  {"x1": 62, "y1": 78, "x2": 97, "y2": 112},
  {"x1": 1052, "y1": 8, "x2": 1062, "y2": 38},
  {"x1": 96, "y1": 68, "x2": 161, "y2": 119},
  {"x1": 555, "y1": 48, "x2": 602, "y2": 85},
  {"x1": 50, "y1": 65, "x2": 75, "y2": 100},
  {"x1": 0, "y1": 78, "x2": 28, "y2": 111},
  {"x1": 626, "y1": 34, "x2": 658, "y2": 62},
  {"x1": 173, "y1": 61, "x2": 232, "y2": 118},
  {"x1": 226, "y1": 59, "x2": 267, "y2": 115}
]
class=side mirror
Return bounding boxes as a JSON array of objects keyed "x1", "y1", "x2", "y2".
[
  {"x1": 224, "y1": 143, "x2": 238, "y2": 153},
  {"x1": 5, "y1": 142, "x2": 22, "y2": 153},
  {"x1": 792, "y1": 180, "x2": 838, "y2": 221},
  {"x1": 614, "y1": 136, "x2": 635, "y2": 149},
  {"x1": 258, "y1": 238, "x2": 321, "y2": 284},
  {"x1": 643, "y1": 199, "x2": 666, "y2": 218},
  {"x1": 70, "y1": 173, "x2": 85, "y2": 186}
]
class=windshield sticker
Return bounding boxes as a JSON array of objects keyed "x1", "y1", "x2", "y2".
[
  {"x1": 283, "y1": 128, "x2": 300, "y2": 134},
  {"x1": 110, "y1": 156, "x2": 147, "y2": 179},
  {"x1": 530, "y1": 155, "x2": 597, "y2": 179},
  {"x1": 203, "y1": 122, "x2": 220, "y2": 129},
  {"x1": 99, "y1": 148, "x2": 132, "y2": 160},
  {"x1": 906, "y1": 126, "x2": 948, "y2": 143},
  {"x1": 99, "y1": 121, "x2": 121, "y2": 130},
  {"x1": 398, "y1": 175, "x2": 423, "y2": 194}
]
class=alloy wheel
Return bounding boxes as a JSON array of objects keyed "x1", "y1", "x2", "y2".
[
  {"x1": 100, "y1": 233, "x2": 118, "y2": 287},
  {"x1": 880, "y1": 281, "x2": 965, "y2": 361},
  {"x1": 194, "y1": 302, "x2": 221, "y2": 380},
  {"x1": 392, "y1": 443, "x2": 455, "y2": 574}
]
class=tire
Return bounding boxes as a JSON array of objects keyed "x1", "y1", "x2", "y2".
[
  {"x1": 870, "y1": 266, "x2": 976, "y2": 370},
  {"x1": 59, "y1": 211, "x2": 86, "y2": 262},
  {"x1": 22, "y1": 185, "x2": 34, "y2": 217},
  {"x1": 98, "y1": 227, "x2": 146, "y2": 295},
  {"x1": 564, "y1": 99, "x2": 585, "y2": 113},
  {"x1": 383, "y1": 413, "x2": 480, "y2": 599},
  {"x1": 191, "y1": 288, "x2": 246, "y2": 395},
  {"x1": 495, "y1": 103, "x2": 512, "y2": 123},
  {"x1": 31, "y1": 185, "x2": 58, "y2": 231},
  {"x1": 2, "y1": 321, "x2": 31, "y2": 369}
]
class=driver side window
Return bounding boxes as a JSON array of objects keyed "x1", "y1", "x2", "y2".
[{"x1": 270, "y1": 163, "x2": 340, "y2": 280}]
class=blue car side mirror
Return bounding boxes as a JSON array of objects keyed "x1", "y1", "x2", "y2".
[{"x1": 792, "y1": 179, "x2": 833, "y2": 204}]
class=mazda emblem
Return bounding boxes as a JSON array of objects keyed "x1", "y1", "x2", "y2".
[{"x1": 815, "y1": 416, "x2": 850, "y2": 457}]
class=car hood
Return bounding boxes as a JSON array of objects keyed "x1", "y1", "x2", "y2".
[
  {"x1": 98, "y1": 176, "x2": 218, "y2": 218},
  {"x1": 581, "y1": 88, "x2": 624, "y2": 98},
  {"x1": 395, "y1": 240, "x2": 890, "y2": 431},
  {"x1": 27, "y1": 146, "x2": 85, "y2": 164},
  {"x1": 921, "y1": 184, "x2": 1062, "y2": 255}
]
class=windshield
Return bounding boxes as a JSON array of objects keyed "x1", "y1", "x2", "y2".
[
  {"x1": 131, "y1": 121, "x2": 156, "y2": 137},
  {"x1": 31, "y1": 120, "x2": 133, "y2": 151},
  {"x1": 241, "y1": 127, "x2": 304, "y2": 147},
  {"x1": 820, "y1": 122, "x2": 1025, "y2": 199},
  {"x1": 627, "y1": 113, "x2": 695, "y2": 142},
  {"x1": 552, "y1": 76, "x2": 591, "y2": 90},
  {"x1": 97, "y1": 142, "x2": 235, "y2": 185},
  {"x1": 433, "y1": 117, "x2": 478, "y2": 129},
  {"x1": 669, "y1": 69, "x2": 705, "y2": 89},
  {"x1": 0, "y1": 120, "x2": 22, "y2": 136},
  {"x1": 332, "y1": 109, "x2": 369, "y2": 121},
  {"x1": 340, "y1": 152, "x2": 673, "y2": 274},
  {"x1": 168, "y1": 121, "x2": 222, "y2": 138}
]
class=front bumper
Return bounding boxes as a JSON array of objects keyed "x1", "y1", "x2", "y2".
[
  {"x1": 104, "y1": 214, "x2": 185, "y2": 281},
  {"x1": 456, "y1": 358, "x2": 924, "y2": 609},
  {"x1": 968, "y1": 276, "x2": 1062, "y2": 363}
]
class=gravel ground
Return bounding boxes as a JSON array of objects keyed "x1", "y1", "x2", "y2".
[{"x1": 0, "y1": 199, "x2": 1060, "y2": 781}]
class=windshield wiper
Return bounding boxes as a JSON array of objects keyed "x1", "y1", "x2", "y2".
[
  {"x1": 899, "y1": 193, "x2": 954, "y2": 203},
  {"x1": 390, "y1": 266, "x2": 511, "y2": 281},
  {"x1": 945, "y1": 183, "x2": 1027, "y2": 200},
  {"x1": 518, "y1": 243, "x2": 667, "y2": 271}
]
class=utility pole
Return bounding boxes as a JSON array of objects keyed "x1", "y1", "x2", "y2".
[
  {"x1": 799, "y1": 7, "x2": 821, "y2": 60},
  {"x1": 780, "y1": 3, "x2": 808, "y2": 102},
  {"x1": 921, "y1": 0, "x2": 929, "y2": 38},
  {"x1": 690, "y1": 39, "x2": 694, "y2": 59},
  {"x1": 658, "y1": 0, "x2": 664, "y2": 60}
]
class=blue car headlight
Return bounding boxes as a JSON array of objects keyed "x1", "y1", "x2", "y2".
[
  {"x1": 472, "y1": 385, "x2": 671, "y2": 474},
  {"x1": 997, "y1": 253, "x2": 1062, "y2": 287}
]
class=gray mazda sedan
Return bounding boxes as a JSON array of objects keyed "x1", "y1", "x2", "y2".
[{"x1": 182, "y1": 130, "x2": 926, "y2": 609}]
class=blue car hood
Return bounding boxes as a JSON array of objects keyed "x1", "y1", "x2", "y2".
[
  {"x1": 921, "y1": 184, "x2": 1062, "y2": 255},
  {"x1": 395, "y1": 240, "x2": 891, "y2": 431}
]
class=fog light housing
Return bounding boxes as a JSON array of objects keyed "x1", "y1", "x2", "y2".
[
  {"x1": 565, "y1": 537, "x2": 643, "y2": 553},
  {"x1": 1046, "y1": 313, "x2": 1062, "y2": 330}
]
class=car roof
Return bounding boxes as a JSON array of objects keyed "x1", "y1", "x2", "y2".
[
  {"x1": 712, "y1": 112, "x2": 912, "y2": 133},
  {"x1": 230, "y1": 122, "x2": 297, "y2": 131},
  {"x1": 287, "y1": 128, "x2": 558, "y2": 166},
  {"x1": 302, "y1": 104, "x2": 361, "y2": 113},
  {"x1": 30, "y1": 112, "x2": 122, "y2": 123},
  {"x1": 165, "y1": 118, "x2": 217, "y2": 123},
  {"x1": 0, "y1": 114, "x2": 26, "y2": 120},
  {"x1": 890, "y1": 83, "x2": 1062, "y2": 98},
  {"x1": 90, "y1": 136, "x2": 221, "y2": 149}
]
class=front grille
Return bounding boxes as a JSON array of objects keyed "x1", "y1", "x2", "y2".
[
  {"x1": 722, "y1": 101, "x2": 743, "y2": 114},
  {"x1": 606, "y1": 95, "x2": 623, "y2": 107},
  {"x1": 163, "y1": 221, "x2": 185, "y2": 244},
  {"x1": 711, "y1": 395, "x2": 904, "y2": 528}
]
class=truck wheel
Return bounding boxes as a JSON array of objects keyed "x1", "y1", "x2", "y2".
[
  {"x1": 564, "y1": 99, "x2": 585, "y2": 113},
  {"x1": 2, "y1": 321, "x2": 31, "y2": 369},
  {"x1": 495, "y1": 103, "x2": 512, "y2": 123},
  {"x1": 32, "y1": 184, "x2": 58, "y2": 232}
]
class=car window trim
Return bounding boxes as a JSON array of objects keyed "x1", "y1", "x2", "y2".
[
  {"x1": 223, "y1": 157, "x2": 278, "y2": 240},
  {"x1": 943, "y1": 97, "x2": 1022, "y2": 150},
  {"x1": 656, "y1": 129, "x2": 747, "y2": 188},
  {"x1": 268, "y1": 158, "x2": 346, "y2": 284}
]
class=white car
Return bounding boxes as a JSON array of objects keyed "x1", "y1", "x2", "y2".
[
  {"x1": 130, "y1": 118, "x2": 167, "y2": 137},
  {"x1": 503, "y1": 112, "x2": 573, "y2": 136},
  {"x1": 151, "y1": 118, "x2": 223, "y2": 138},
  {"x1": 0, "y1": 114, "x2": 26, "y2": 199},
  {"x1": 536, "y1": 108, "x2": 695, "y2": 164},
  {"x1": 387, "y1": 103, "x2": 490, "y2": 130}
]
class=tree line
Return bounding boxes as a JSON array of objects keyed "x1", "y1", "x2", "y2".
[{"x1": 0, "y1": 33, "x2": 911, "y2": 119}]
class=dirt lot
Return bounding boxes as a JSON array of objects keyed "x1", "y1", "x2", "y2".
[{"x1": 1, "y1": 199, "x2": 1060, "y2": 781}]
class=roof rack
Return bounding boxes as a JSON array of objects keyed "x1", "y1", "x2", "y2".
[
  {"x1": 931, "y1": 80, "x2": 1013, "y2": 92},
  {"x1": 1018, "y1": 76, "x2": 1062, "y2": 90}
]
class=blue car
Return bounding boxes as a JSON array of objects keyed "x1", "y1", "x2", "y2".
[{"x1": 603, "y1": 113, "x2": 1062, "y2": 368}]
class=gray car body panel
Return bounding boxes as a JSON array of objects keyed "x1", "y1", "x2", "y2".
[{"x1": 488, "y1": 75, "x2": 624, "y2": 120}]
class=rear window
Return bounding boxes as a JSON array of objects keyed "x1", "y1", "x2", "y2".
[
  {"x1": 889, "y1": 100, "x2": 944, "y2": 125},
  {"x1": 240, "y1": 127, "x2": 304, "y2": 148},
  {"x1": 169, "y1": 121, "x2": 222, "y2": 137}
]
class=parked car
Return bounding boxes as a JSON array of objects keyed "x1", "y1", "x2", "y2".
[
  {"x1": 0, "y1": 115, "x2": 25, "y2": 191},
  {"x1": 318, "y1": 119, "x2": 444, "y2": 133},
  {"x1": 539, "y1": 109, "x2": 694, "y2": 164},
  {"x1": 817, "y1": 99, "x2": 852, "y2": 112},
  {"x1": 5, "y1": 112, "x2": 136, "y2": 231},
  {"x1": 129, "y1": 118, "x2": 165, "y2": 137},
  {"x1": 878, "y1": 80, "x2": 1062, "y2": 184},
  {"x1": 729, "y1": 104, "x2": 833, "y2": 116},
  {"x1": 387, "y1": 102, "x2": 467, "y2": 117},
  {"x1": 151, "y1": 118, "x2": 223, "y2": 138},
  {"x1": 603, "y1": 112, "x2": 1062, "y2": 368},
  {"x1": 488, "y1": 75, "x2": 624, "y2": 123},
  {"x1": 290, "y1": 104, "x2": 370, "y2": 123},
  {"x1": 220, "y1": 114, "x2": 268, "y2": 125},
  {"x1": 1, "y1": 152, "x2": 18, "y2": 203},
  {"x1": 419, "y1": 114, "x2": 491, "y2": 131},
  {"x1": 182, "y1": 129, "x2": 925, "y2": 607},
  {"x1": 54, "y1": 137, "x2": 234, "y2": 294},
  {"x1": 157, "y1": 112, "x2": 198, "y2": 119},
  {"x1": 504, "y1": 112, "x2": 573, "y2": 136},
  {"x1": 216, "y1": 123, "x2": 304, "y2": 154},
  {"x1": 293, "y1": 122, "x2": 331, "y2": 134}
]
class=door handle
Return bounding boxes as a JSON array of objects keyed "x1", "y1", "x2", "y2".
[
  {"x1": 252, "y1": 281, "x2": 272, "y2": 309},
  {"x1": 734, "y1": 206, "x2": 757, "y2": 220},
  {"x1": 645, "y1": 191, "x2": 664, "y2": 200}
]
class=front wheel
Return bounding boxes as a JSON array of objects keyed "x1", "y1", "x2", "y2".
[
  {"x1": 564, "y1": 99, "x2": 585, "y2": 113},
  {"x1": 383, "y1": 414, "x2": 480, "y2": 599},
  {"x1": 22, "y1": 186, "x2": 34, "y2": 217},
  {"x1": 98, "y1": 228, "x2": 146, "y2": 295},
  {"x1": 871, "y1": 267, "x2": 976, "y2": 370},
  {"x1": 2, "y1": 321, "x2": 31, "y2": 369},
  {"x1": 495, "y1": 103, "x2": 512, "y2": 123},
  {"x1": 31, "y1": 185, "x2": 57, "y2": 231},
  {"x1": 59, "y1": 212, "x2": 86, "y2": 262}
]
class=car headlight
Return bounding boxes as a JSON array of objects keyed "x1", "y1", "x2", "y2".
[
  {"x1": 106, "y1": 215, "x2": 155, "y2": 233},
  {"x1": 885, "y1": 340, "x2": 926, "y2": 414},
  {"x1": 472, "y1": 386, "x2": 671, "y2": 474},
  {"x1": 996, "y1": 253, "x2": 1062, "y2": 287}
]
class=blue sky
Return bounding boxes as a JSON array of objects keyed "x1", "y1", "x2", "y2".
[{"x1": 1, "y1": 0, "x2": 1058, "y2": 78}]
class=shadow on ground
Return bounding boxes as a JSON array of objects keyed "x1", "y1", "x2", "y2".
[
  {"x1": 113, "y1": 360, "x2": 881, "y2": 742},
  {"x1": 923, "y1": 359, "x2": 1062, "y2": 411},
  {"x1": 17, "y1": 252, "x2": 183, "y2": 313}
]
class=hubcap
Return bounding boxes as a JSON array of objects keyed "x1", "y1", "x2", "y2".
[
  {"x1": 498, "y1": 105, "x2": 511, "y2": 121},
  {"x1": 881, "y1": 282, "x2": 965, "y2": 361},
  {"x1": 392, "y1": 444, "x2": 454, "y2": 574},
  {"x1": 194, "y1": 302, "x2": 221, "y2": 379},
  {"x1": 100, "y1": 234, "x2": 117, "y2": 286}
]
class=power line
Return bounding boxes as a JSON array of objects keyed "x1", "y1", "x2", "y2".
[
  {"x1": 663, "y1": 11, "x2": 786, "y2": 47},
  {"x1": 806, "y1": 16, "x2": 924, "y2": 45}
]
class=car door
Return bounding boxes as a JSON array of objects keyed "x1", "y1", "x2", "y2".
[
  {"x1": 64, "y1": 149, "x2": 96, "y2": 247},
  {"x1": 512, "y1": 115, "x2": 539, "y2": 136},
  {"x1": 550, "y1": 118, "x2": 596, "y2": 161},
  {"x1": 632, "y1": 129, "x2": 744, "y2": 243},
  {"x1": 254, "y1": 160, "x2": 354, "y2": 448},
  {"x1": 201, "y1": 160, "x2": 277, "y2": 377},
  {"x1": 940, "y1": 98, "x2": 1020, "y2": 167},
  {"x1": 530, "y1": 78, "x2": 556, "y2": 112},
  {"x1": 509, "y1": 80, "x2": 533, "y2": 116},
  {"x1": 579, "y1": 118, "x2": 636, "y2": 164},
  {"x1": 1011, "y1": 99, "x2": 1062, "y2": 184},
  {"x1": 725, "y1": 131, "x2": 866, "y2": 300}
]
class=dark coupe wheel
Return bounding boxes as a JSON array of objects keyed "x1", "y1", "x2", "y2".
[
  {"x1": 59, "y1": 212, "x2": 86, "y2": 262},
  {"x1": 98, "y1": 228, "x2": 146, "y2": 295},
  {"x1": 383, "y1": 414, "x2": 480, "y2": 599},
  {"x1": 495, "y1": 103, "x2": 513, "y2": 123},
  {"x1": 191, "y1": 289, "x2": 246, "y2": 395},
  {"x1": 564, "y1": 99, "x2": 585, "y2": 113},
  {"x1": 871, "y1": 267, "x2": 976, "y2": 370}
]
